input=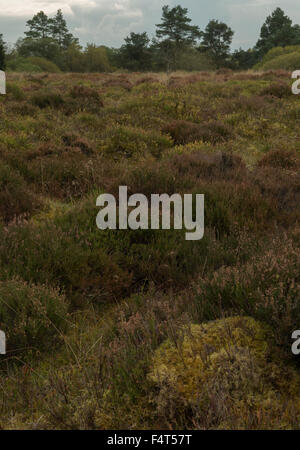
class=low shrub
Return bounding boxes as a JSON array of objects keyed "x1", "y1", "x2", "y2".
[
  {"x1": 6, "y1": 83, "x2": 25, "y2": 101},
  {"x1": 0, "y1": 278, "x2": 69, "y2": 352},
  {"x1": 0, "y1": 164, "x2": 41, "y2": 223},
  {"x1": 66, "y1": 85, "x2": 104, "y2": 113},
  {"x1": 26, "y1": 57, "x2": 61, "y2": 73},
  {"x1": 257, "y1": 149, "x2": 300, "y2": 169},
  {"x1": 169, "y1": 151, "x2": 246, "y2": 180},
  {"x1": 104, "y1": 126, "x2": 172, "y2": 158},
  {"x1": 192, "y1": 233, "x2": 300, "y2": 349},
  {"x1": 216, "y1": 68, "x2": 233, "y2": 75},
  {"x1": 102, "y1": 78, "x2": 133, "y2": 91},
  {"x1": 162, "y1": 120, "x2": 233, "y2": 145},
  {"x1": 62, "y1": 134, "x2": 94, "y2": 156},
  {"x1": 31, "y1": 91, "x2": 65, "y2": 109},
  {"x1": 134, "y1": 76, "x2": 158, "y2": 86},
  {"x1": 259, "y1": 82, "x2": 291, "y2": 98}
]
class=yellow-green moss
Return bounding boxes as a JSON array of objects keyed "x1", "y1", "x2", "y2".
[{"x1": 149, "y1": 317, "x2": 300, "y2": 429}]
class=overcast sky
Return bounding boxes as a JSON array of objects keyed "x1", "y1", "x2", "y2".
[{"x1": 1, "y1": 0, "x2": 300, "y2": 49}]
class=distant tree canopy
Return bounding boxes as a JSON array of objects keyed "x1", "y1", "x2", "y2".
[
  {"x1": 255, "y1": 7, "x2": 300, "y2": 56},
  {"x1": 84, "y1": 44, "x2": 111, "y2": 72},
  {"x1": 231, "y1": 48, "x2": 258, "y2": 70},
  {"x1": 199, "y1": 20, "x2": 234, "y2": 67},
  {"x1": 2, "y1": 5, "x2": 300, "y2": 72},
  {"x1": 18, "y1": 9, "x2": 79, "y2": 67},
  {"x1": 119, "y1": 32, "x2": 152, "y2": 71},
  {"x1": 24, "y1": 9, "x2": 78, "y2": 46},
  {"x1": 0, "y1": 34, "x2": 5, "y2": 70}
]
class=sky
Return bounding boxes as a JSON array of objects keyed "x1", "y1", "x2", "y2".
[{"x1": 1, "y1": 0, "x2": 300, "y2": 50}]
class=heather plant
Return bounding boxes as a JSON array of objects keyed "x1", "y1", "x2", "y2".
[
  {"x1": 257, "y1": 149, "x2": 300, "y2": 169},
  {"x1": 0, "y1": 163, "x2": 41, "y2": 222},
  {"x1": 259, "y1": 82, "x2": 292, "y2": 98},
  {"x1": 0, "y1": 70, "x2": 299, "y2": 430},
  {"x1": 0, "y1": 278, "x2": 68, "y2": 352},
  {"x1": 103, "y1": 126, "x2": 172, "y2": 159},
  {"x1": 162, "y1": 120, "x2": 233, "y2": 145},
  {"x1": 6, "y1": 82, "x2": 25, "y2": 101},
  {"x1": 31, "y1": 91, "x2": 65, "y2": 109},
  {"x1": 67, "y1": 85, "x2": 104, "y2": 113},
  {"x1": 191, "y1": 232, "x2": 300, "y2": 350}
]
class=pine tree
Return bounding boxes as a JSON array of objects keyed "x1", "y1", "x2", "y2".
[
  {"x1": 25, "y1": 11, "x2": 51, "y2": 39},
  {"x1": 50, "y1": 9, "x2": 77, "y2": 49},
  {"x1": 155, "y1": 5, "x2": 201, "y2": 71},
  {"x1": 200, "y1": 20, "x2": 234, "y2": 67},
  {"x1": 255, "y1": 8, "x2": 300, "y2": 56},
  {"x1": 156, "y1": 5, "x2": 201, "y2": 46},
  {"x1": 120, "y1": 32, "x2": 152, "y2": 71}
]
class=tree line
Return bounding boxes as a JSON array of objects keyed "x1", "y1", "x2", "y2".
[{"x1": 1, "y1": 6, "x2": 300, "y2": 72}]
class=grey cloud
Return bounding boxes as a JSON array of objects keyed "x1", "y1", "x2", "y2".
[{"x1": 1, "y1": 0, "x2": 300, "y2": 49}]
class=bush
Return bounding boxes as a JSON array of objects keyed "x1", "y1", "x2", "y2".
[
  {"x1": 6, "y1": 82, "x2": 25, "y2": 101},
  {"x1": 6, "y1": 57, "x2": 42, "y2": 73},
  {"x1": 169, "y1": 151, "x2": 246, "y2": 180},
  {"x1": 175, "y1": 48, "x2": 216, "y2": 71},
  {"x1": 254, "y1": 46, "x2": 300, "y2": 71},
  {"x1": 261, "y1": 52, "x2": 300, "y2": 71},
  {"x1": 258, "y1": 149, "x2": 300, "y2": 169},
  {"x1": 104, "y1": 126, "x2": 172, "y2": 158},
  {"x1": 162, "y1": 120, "x2": 233, "y2": 145},
  {"x1": 193, "y1": 234, "x2": 300, "y2": 349},
  {"x1": 31, "y1": 91, "x2": 65, "y2": 109},
  {"x1": 102, "y1": 77, "x2": 133, "y2": 91},
  {"x1": 26, "y1": 57, "x2": 61, "y2": 73},
  {"x1": 0, "y1": 164, "x2": 41, "y2": 223},
  {"x1": 62, "y1": 134, "x2": 94, "y2": 155},
  {"x1": 259, "y1": 82, "x2": 291, "y2": 98},
  {"x1": 149, "y1": 316, "x2": 300, "y2": 429},
  {"x1": 0, "y1": 278, "x2": 68, "y2": 352},
  {"x1": 67, "y1": 85, "x2": 104, "y2": 113}
]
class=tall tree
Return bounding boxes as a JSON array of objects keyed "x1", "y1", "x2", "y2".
[
  {"x1": 0, "y1": 34, "x2": 5, "y2": 70},
  {"x1": 119, "y1": 32, "x2": 152, "y2": 71},
  {"x1": 25, "y1": 11, "x2": 51, "y2": 39},
  {"x1": 156, "y1": 5, "x2": 201, "y2": 46},
  {"x1": 155, "y1": 5, "x2": 201, "y2": 71},
  {"x1": 49, "y1": 9, "x2": 77, "y2": 49},
  {"x1": 17, "y1": 37, "x2": 61, "y2": 61},
  {"x1": 200, "y1": 20, "x2": 234, "y2": 67},
  {"x1": 255, "y1": 8, "x2": 300, "y2": 56},
  {"x1": 84, "y1": 44, "x2": 110, "y2": 72}
]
